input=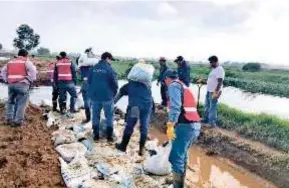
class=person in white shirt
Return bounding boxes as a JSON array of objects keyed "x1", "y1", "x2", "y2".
[{"x1": 204, "y1": 55, "x2": 225, "y2": 127}]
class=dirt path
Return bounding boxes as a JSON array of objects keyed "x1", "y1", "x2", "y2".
[
  {"x1": 150, "y1": 109, "x2": 289, "y2": 188},
  {"x1": 0, "y1": 104, "x2": 64, "y2": 188}
]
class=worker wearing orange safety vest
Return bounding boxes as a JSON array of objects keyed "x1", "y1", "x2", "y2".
[
  {"x1": 162, "y1": 69, "x2": 201, "y2": 188},
  {"x1": 54, "y1": 52, "x2": 77, "y2": 114},
  {"x1": 1, "y1": 49, "x2": 37, "y2": 126},
  {"x1": 49, "y1": 56, "x2": 66, "y2": 111}
]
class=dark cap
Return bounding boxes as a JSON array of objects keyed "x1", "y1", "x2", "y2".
[
  {"x1": 59, "y1": 51, "x2": 67, "y2": 58},
  {"x1": 18, "y1": 49, "x2": 28, "y2": 57},
  {"x1": 101, "y1": 52, "x2": 115, "y2": 61},
  {"x1": 208, "y1": 55, "x2": 218, "y2": 63},
  {"x1": 159, "y1": 57, "x2": 166, "y2": 62},
  {"x1": 161, "y1": 69, "x2": 178, "y2": 81},
  {"x1": 174, "y1": 56, "x2": 184, "y2": 63}
]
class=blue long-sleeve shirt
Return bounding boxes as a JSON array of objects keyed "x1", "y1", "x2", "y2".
[
  {"x1": 177, "y1": 61, "x2": 191, "y2": 86},
  {"x1": 88, "y1": 60, "x2": 118, "y2": 102},
  {"x1": 168, "y1": 82, "x2": 183, "y2": 123},
  {"x1": 54, "y1": 59, "x2": 77, "y2": 85},
  {"x1": 114, "y1": 81, "x2": 152, "y2": 108}
]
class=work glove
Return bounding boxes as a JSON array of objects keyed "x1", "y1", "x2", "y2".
[
  {"x1": 166, "y1": 121, "x2": 176, "y2": 140},
  {"x1": 212, "y1": 91, "x2": 220, "y2": 99}
]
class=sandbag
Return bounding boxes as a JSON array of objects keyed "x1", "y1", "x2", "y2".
[
  {"x1": 60, "y1": 155, "x2": 91, "y2": 188},
  {"x1": 127, "y1": 62, "x2": 155, "y2": 87},
  {"x1": 143, "y1": 142, "x2": 172, "y2": 175},
  {"x1": 56, "y1": 142, "x2": 87, "y2": 162},
  {"x1": 52, "y1": 129, "x2": 77, "y2": 146},
  {"x1": 75, "y1": 97, "x2": 84, "y2": 111}
]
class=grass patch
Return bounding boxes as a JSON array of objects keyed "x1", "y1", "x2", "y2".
[{"x1": 202, "y1": 103, "x2": 289, "y2": 152}]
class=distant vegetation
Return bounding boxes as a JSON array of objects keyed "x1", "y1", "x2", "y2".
[
  {"x1": 242, "y1": 62, "x2": 261, "y2": 72},
  {"x1": 0, "y1": 43, "x2": 2, "y2": 50},
  {"x1": 37, "y1": 47, "x2": 50, "y2": 56}
]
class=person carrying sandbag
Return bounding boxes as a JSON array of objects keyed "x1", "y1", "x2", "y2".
[
  {"x1": 162, "y1": 70, "x2": 201, "y2": 188},
  {"x1": 127, "y1": 59, "x2": 155, "y2": 87}
]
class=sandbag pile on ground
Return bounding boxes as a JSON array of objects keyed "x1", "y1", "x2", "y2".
[{"x1": 46, "y1": 107, "x2": 173, "y2": 188}]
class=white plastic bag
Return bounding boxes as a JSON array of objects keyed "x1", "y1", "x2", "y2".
[
  {"x1": 60, "y1": 155, "x2": 91, "y2": 188},
  {"x1": 75, "y1": 97, "x2": 84, "y2": 111},
  {"x1": 143, "y1": 142, "x2": 172, "y2": 175},
  {"x1": 56, "y1": 142, "x2": 87, "y2": 162},
  {"x1": 127, "y1": 62, "x2": 155, "y2": 87}
]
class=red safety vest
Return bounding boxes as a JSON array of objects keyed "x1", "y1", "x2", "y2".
[
  {"x1": 168, "y1": 80, "x2": 200, "y2": 123},
  {"x1": 7, "y1": 56, "x2": 28, "y2": 84},
  {"x1": 48, "y1": 62, "x2": 55, "y2": 82},
  {"x1": 56, "y1": 58, "x2": 72, "y2": 81}
]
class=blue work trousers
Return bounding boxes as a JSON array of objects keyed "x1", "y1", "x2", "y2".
[
  {"x1": 6, "y1": 82, "x2": 30, "y2": 124},
  {"x1": 123, "y1": 105, "x2": 152, "y2": 143},
  {"x1": 92, "y1": 100, "x2": 114, "y2": 136},
  {"x1": 81, "y1": 81, "x2": 90, "y2": 109},
  {"x1": 169, "y1": 122, "x2": 201, "y2": 174},
  {"x1": 204, "y1": 92, "x2": 218, "y2": 126},
  {"x1": 58, "y1": 82, "x2": 77, "y2": 111}
]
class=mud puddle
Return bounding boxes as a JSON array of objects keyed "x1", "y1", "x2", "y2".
[{"x1": 149, "y1": 128, "x2": 276, "y2": 188}]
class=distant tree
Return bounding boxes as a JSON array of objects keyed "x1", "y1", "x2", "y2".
[
  {"x1": 242, "y1": 62, "x2": 261, "y2": 72},
  {"x1": 37, "y1": 47, "x2": 50, "y2": 55},
  {"x1": 13, "y1": 24, "x2": 40, "y2": 51},
  {"x1": 0, "y1": 43, "x2": 2, "y2": 50}
]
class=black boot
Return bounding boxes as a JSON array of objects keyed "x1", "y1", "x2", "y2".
[
  {"x1": 60, "y1": 104, "x2": 66, "y2": 115},
  {"x1": 93, "y1": 127, "x2": 100, "y2": 141},
  {"x1": 173, "y1": 172, "x2": 185, "y2": 188},
  {"x1": 83, "y1": 108, "x2": 91, "y2": 123},
  {"x1": 107, "y1": 127, "x2": 114, "y2": 142},
  {"x1": 138, "y1": 139, "x2": 146, "y2": 156},
  {"x1": 52, "y1": 101, "x2": 58, "y2": 111},
  {"x1": 115, "y1": 134, "x2": 131, "y2": 152}
]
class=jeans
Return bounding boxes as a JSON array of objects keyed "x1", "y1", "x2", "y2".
[
  {"x1": 58, "y1": 82, "x2": 77, "y2": 111},
  {"x1": 123, "y1": 105, "x2": 152, "y2": 143},
  {"x1": 160, "y1": 83, "x2": 168, "y2": 106},
  {"x1": 169, "y1": 122, "x2": 201, "y2": 174},
  {"x1": 92, "y1": 100, "x2": 114, "y2": 136},
  {"x1": 6, "y1": 83, "x2": 30, "y2": 124},
  {"x1": 81, "y1": 81, "x2": 90, "y2": 109},
  {"x1": 204, "y1": 92, "x2": 218, "y2": 125}
]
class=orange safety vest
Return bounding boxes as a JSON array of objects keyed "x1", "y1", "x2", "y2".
[
  {"x1": 56, "y1": 58, "x2": 72, "y2": 81},
  {"x1": 168, "y1": 80, "x2": 200, "y2": 123},
  {"x1": 48, "y1": 62, "x2": 55, "y2": 82},
  {"x1": 7, "y1": 56, "x2": 28, "y2": 84}
]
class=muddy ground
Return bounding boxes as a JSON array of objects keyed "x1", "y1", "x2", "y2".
[
  {"x1": 151, "y1": 109, "x2": 289, "y2": 188},
  {"x1": 0, "y1": 103, "x2": 64, "y2": 188}
]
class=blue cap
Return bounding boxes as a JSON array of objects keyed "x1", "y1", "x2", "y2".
[{"x1": 161, "y1": 69, "x2": 178, "y2": 81}]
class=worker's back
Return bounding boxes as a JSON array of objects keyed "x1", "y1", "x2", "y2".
[
  {"x1": 127, "y1": 80, "x2": 152, "y2": 108},
  {"x1": 88, "y1": 60, "x2": 118, "y2": 102}
]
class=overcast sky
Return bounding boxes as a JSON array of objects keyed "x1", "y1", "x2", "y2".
[{"x1": 0, "y1": 0, "x2": 288, "y2": 64}]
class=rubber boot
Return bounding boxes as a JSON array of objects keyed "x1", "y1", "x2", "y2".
[
  {"x1": 82, "y1": 108, "x2": 91, "y2": 123},
  {"x1": 60, "y1": 104, "x2": 66, "y2": 115},
  {"x1": 93, "y1": 127, "x2": 100, "y2": 141},
  {"x1": 52, "y1": 101, "x2": 58, "y2": 112},
  {"x1": 115, "y1": 134, "x2": 131, "y2": 152},
  {"x1": 138, "y1": 139, "x2": 146, "y2": 156},
  {"x1": 173, "y1": 172, "x2": 185, "y2": 188},
  {"x1": 107, "y1": 127, "x2": 114, "y2": 142}
]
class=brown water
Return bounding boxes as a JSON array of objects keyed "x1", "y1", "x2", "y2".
[{"x1": 150, "y1": 129, "x2": 276, "y2": 188}]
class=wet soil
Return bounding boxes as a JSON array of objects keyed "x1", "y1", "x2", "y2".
[
  {"x1": 0, "y1": 103, "x2": 64, "y2": 188},
  {"x1": 150, "y1": 109, "x2": 289, "y2": 188}
]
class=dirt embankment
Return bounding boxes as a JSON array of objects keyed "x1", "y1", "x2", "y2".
[
  {"x1": 151, "y1": 109, "x2": 289, "y2": 188},
  {"x1": 0, "y1": 104, "x2": 64, "y2": 188}
]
